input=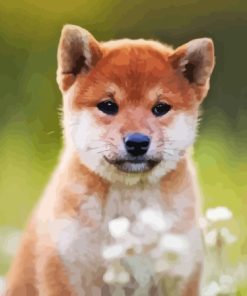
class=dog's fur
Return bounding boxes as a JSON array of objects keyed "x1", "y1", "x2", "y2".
[{"x1": 6, "y1": 25, "x2": 215, "y2": 296}]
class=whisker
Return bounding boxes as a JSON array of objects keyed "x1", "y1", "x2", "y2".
[
  {"x1": 163, "y1": 151, "x2": 177, "y2": 156},
  {"x1": 163, "y1": 148, "x2": 181, "y2": 152},
  {"x1": 89, "y1": 139, "x2": 118, "y2": 148},
  {"x1": 105, "y1": 142, "x2": 118, "y2": 149},
  {"x1": 165, "y1": 140, "x2": 188, "y2": 144},
  {"x1": 96, "y1": 149, "x2": 111, "y2": 154},
  {"x1": 87, "y1": 145, "x2": 106, "y2": 151},
  {"x1": 157, "y1": 143, "x2": 164, "y2": 148}
]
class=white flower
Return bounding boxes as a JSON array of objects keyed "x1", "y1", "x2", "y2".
[
  {"x1": 131, "y1": 221, "x2": 159, "y2": 246},
  {"x1": 103, "y1": 262, "x2": 130, "y2": 285},
  {"x1": 159, "y1": 233, "x2": 189, "y2": 255},
  {"x1": 220, "y1": 227, "x2": 237, "y2": 244},
  {"x1": 219, "y1": 274, "x2": 236, "y2": 293},
  {"x1": 122, "y1": 233, "x2": 143, "y2": 255},
  {"x1": 205, "y1": 229, "x2": 217, "y2": 247},
  {"x1": 204, "y1": 226, "x2": 237, "y2": 247},
  {"x1": 108, "y1": 217, "x2": 130, "y2": 239},
  {"x1": 102, "y1": 244, "x2": 125, "y2": 260},
  {"x1": 103, "y1": 268, "x2": 116, "y2": 284},
  {"x1": 206, "y1": 207, "x2": 233, "y2": 222},
  {"x1": 203, "y1": 281, "x2": 221, "y2": 296},
  {"x1": 116, "y1": 271, "x2": 130, "y2": 285},
  {"x1": 138, "y1": 208, "x2": 170, "y2": 232}
]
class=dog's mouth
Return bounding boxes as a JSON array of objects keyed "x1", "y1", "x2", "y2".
[{"x1": 104, "y1": 156, "x2": 161, "y2": 173}]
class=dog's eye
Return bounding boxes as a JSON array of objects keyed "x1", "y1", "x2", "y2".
[
  {"x1": 152, "y1": 102, "x2": 172, "y2": 117},
  {"x1": 97, "y1": 100, "x2": 119, "y2": 115}
]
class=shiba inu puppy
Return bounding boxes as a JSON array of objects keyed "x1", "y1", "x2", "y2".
[{"x1": 6, "y1": 25, "x2": 215, "y2": 296}]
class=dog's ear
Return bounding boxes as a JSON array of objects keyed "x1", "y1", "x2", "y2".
[
  {"x1": 57, "y1": 25, "x2": 102, "y2": 91},
  {"x1": 169, "y1": 38, "x2": 215, "y2": 86}
]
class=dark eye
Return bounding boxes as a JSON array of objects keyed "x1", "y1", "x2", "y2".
[
  {"x1": 152, "y1": 102, "x2": 172, "y2": 117},
  {"x1": 97, "y1": 100, "x2": 119, "y2": 115}
]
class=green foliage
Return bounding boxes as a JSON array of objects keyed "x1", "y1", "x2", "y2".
[{"x1": 0, "y1": 0, "x2": 247, "y2": 292}]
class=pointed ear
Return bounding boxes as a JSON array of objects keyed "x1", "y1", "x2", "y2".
[
  {"x1": 57, "y1": 25, "x2": 102, "y2": 91},
  {"x1": 169, "y1": 38, "x2": 215, "y2": 86}
]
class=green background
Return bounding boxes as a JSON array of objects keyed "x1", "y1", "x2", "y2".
[{"x1": 0, "y1": 0, "x2": 247, "y2": 292}]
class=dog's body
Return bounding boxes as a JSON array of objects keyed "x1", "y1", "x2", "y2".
[{"x1": 6, "y1": 25, "x2": 215, "y2": 296}]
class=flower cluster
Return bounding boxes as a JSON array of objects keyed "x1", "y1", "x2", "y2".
[
  {"x1": 201, "y1": 206, "x2": 245, "y2": 296},
  {"x1": 0, "y1": 206, "x2": 245, "y2": 296},
  {"x1": 102, "y1": 206, "x2": 246, "y2": 296},
  {"x1": 102, "y1": 208, "x2": 190, "y2": 295}
]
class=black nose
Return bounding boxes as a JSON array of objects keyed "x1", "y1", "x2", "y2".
[{"x1": 124, "y1": 133, "x2": 151, "y2": 156}]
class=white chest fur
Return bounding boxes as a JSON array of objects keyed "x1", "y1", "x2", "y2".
[
  {"x1": 50, "y1": 183, "x2": 203, "y2": 295},
  {"x1": 104, "y1": 183, "x2": 166, "y2": 221}
]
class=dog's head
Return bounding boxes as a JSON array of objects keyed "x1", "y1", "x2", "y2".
[{"x1": 57, "y1": 25, "x2": 215, "y2": 184}]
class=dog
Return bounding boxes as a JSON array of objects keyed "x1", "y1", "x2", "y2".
[{"x1": 6, "y1": 24, "x2": 215, "y2": 295}]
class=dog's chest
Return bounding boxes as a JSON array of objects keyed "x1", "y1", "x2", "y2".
[
  {"x1": 54, "y1": 184, "x2": 165, "y2": 255},
  {"x1": 51, "y1": 185, "x2": 165, "y2": 282},
  {"x1": 51, "y1": 183, "x2": 202, "y2": 295},
  {"x1": 104, "y1": 184, "x2": 165, "y2": 221}
]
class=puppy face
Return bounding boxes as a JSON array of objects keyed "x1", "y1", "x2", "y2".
[{"x1": 58, "y1": 25, "x2": 215, "y2": 184}]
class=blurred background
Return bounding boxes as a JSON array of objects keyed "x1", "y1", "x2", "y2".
[{"x1": 0, "y1": 0, "x2": 247, "y2": 293}]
